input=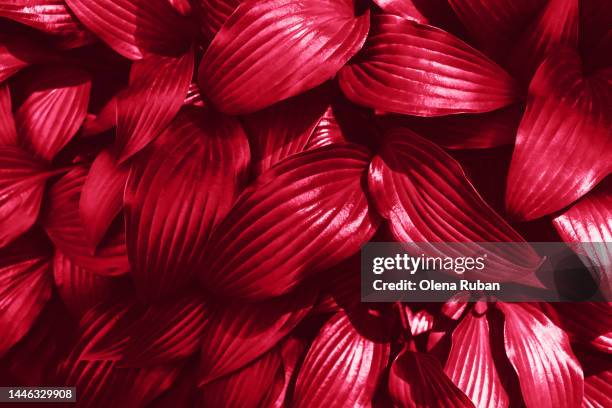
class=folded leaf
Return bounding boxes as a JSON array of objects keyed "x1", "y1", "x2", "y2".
[
  {"x1": 293, "y1": 312, "x2": 390, "y2": 408},
  {"x1": 497, "y1": 303, "x2": 583, "y2": 408},
  {"x1": 192, "y1": 0, "x2": 241, "y2": 41},
  {"x1": 368, "y1": 129, "x2": 542, "y2": 285},
  {"x1": 200, "y1": 348, "x2": 285, "y2": 408},
  {"x1": 14, "y1": 65, "x2": 91, "y2": 161},
  {"x1": 372, "y1": 0, "x2": 428, "y2": 23},
  {"x1": 553, "y1": 178, "x2": 612, "y2": 297},
  {"x1": 306, "y1": 106, "x2": 346, "y2": 150},
  {"x1": 53, "y1": 250, "x2": 128, "y2": 317},
  {"x1": 125, "y1": 108, "x2": 249, "y2": 301},
  {"x1": 198, "y1": 0, "x2": 370, "y2": 114},
  {"x1": 377, "y1": 105, "x2": 522, "y2": 150},
  {"x1": 79, "y1": 149, "x2": 129, "y2": 250},
  {"x1": 242, "y1": 84, "x2": 330, "y2": 176},
  {"x1": 0, "y1": 146, "x2": 61, "y2": 248},
  {"x1": 64, "y1": 0, "x2": 191, "y2": 60},
  {"x1": 120, "y1": 295, "x2": 207, "y2": 366},
  {"x1": 199, "y1": 143, "x2": 380, "y2": 299},
  {"x1": 116, "y1": 47, "x2": 194, "y2": 162},
  {"x1": 198, "y1": 290, "x2": 314, "y2": 385},
  {"x1": 0, "y1": 83, "x2": 17, "y2": 145},
  {"x1": 445, "y1": 308, "x2": 509, "y2": 408},
  {"x1": 339, "y1": 15, "x2": 517, "y2": 116},
  {"x1": 505, "y1": 50, "x2": 611, "y2": 220},
  {"x1": 447, "y1": 0, "x2": 546, "y2": 59},
  {"x1": 42, "y1": 167, "x2": 130, "y2": 276},
  {"x1": 0, "y1": 237, "x2": 52, "y2": 357},
  {"x1": 389, "y1": 348, "x2": 475, "y2": 408},
  {"x1": 0, "y1": 0, "x2": 93, "y2": 48}
]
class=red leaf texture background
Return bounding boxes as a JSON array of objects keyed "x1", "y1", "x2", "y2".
[{"x1": 0, "y1": 0, "x2": 610, "y2": 407}]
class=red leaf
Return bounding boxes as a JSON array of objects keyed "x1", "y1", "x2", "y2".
[
  {"x1": 377, "y1": 105, "x2": 523, "y2": 150},
  {"x1": 553, "y1": 178, "x2": 612, "y2": 297},
  {"x1": 0, "y1": 0, "x2": 94, "y2": 48},
  {"x1": 389, "y1": 348, "x2": 475, "y2": 408},
  {"x1": 0, "y1": 33, "x2": 54, "y2": 82},
  {"x1": 306, "y1": 106, "x2": 346, "y2": 150},
  {"x1": 497, "y1": 303, "x2": 583, "y2": 408},
  {"x1": 42, "y1": 167, "x2": 130, "y2": 276},
  {"x1": 242, "y1": 84, "x2": 331, "y2": 177},
  {"x1": 125, "y1": 108, "x2": 249, "y2": 301},
  {"x1": 198, "y1": 0, "x2": 370, "y2": 114},
  {"x1": 0, "y1": 83, "x2": 17, "y2": 145},
  {"x1": 505, "y1": 50, "x2": 611, "y2": 220},
  {"x1": 584, "y1": 365, "x2": 612, "y2": 408},
  {"x1": 0, "y1": 146, "x2": 61, "y2": 248},
  {"x1": 62, "y1": 302, "x2": 181, "y2": 407},
  {"x1": 550, "y1": 302, "x2": 611, "y2": 354},
  {"x1": 192, "y1": 0, "x2": 241, "y2": 41},
  {"x1": 80, "y1": 149, "x2": 129, "y2": 250},
  {"x1": 82, "y1": 96, "x2": 117, "y2": 137},
  {"x1": 372, "y1": 0, "x2": 428, "y2": 23},
  {"x1": 53, "y1": 250, "x2": 128, "y2": 317},
  {"x1": 445, "y1": 307, "x2": 509, "y2": 408},
  {"x1": 116, "y1": 47, "x2": 194, "y2": 162},
  {"x1": 272, "y1": 337, "x2": 306, "y2": 408},
  {"x1": 0, "y1": 237, "x2": 52, "y2": 357},
  {"x1": 338, "y1": 15, "x2": 517, "y2": 117},
  {"x1": 119, "y1": 295, "x2": 207, "y2": 366},
  {"x1": 368, "y1": 129, "x2": 542, "y2": 286},
  {"x1": 64, "y1": 0, "x2": 191, "y2": 60},
  {"x1": 200, "y1": 347, "x2": 285, "y2": 408},
  {"x1": 447, "y1": 0, "x2": 546, "y2": 59},
  {"x1": 198, "y1": 290, "x2": 314, "y2": 385},
  {"x1": 509, "y1": 0, "x2": 579, "y2": 81},
  {"x1": 293, "y1": 312, "x2": 390, "y2": 407},
  {"x1": 199, "y1": 143, "x2": 380, "y2": 299},
  {"x1": 14, "y1": 65, "x2": 91, "y2": 161}
]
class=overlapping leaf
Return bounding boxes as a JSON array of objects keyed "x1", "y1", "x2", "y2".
[
  {"x1": 200, "y1": 347, "x2": 285, "y2": 408},
  {"x1": 306, "y1": 106, "x2": 346, "y2": 150},
  {"x1": 192, "y1": 0, "x2": 241, "y2": 40},
  {"x1": 64, "y1": 0, "x2": 191, "y2": 60},
  {"x1": 0, "y1": 33, "x2": 54, "y2": 82},
  {"x1": 125, "y1": 108, "x2": 249, "y2": 301},
  {"x1": 120, "y1": 295, "x2": 207, "y2": 366},
  {"x1": 14, "y1": 65, "x2": 91, "y2": 161},
  {"x1": 373, "y1": 0, "x2": 428, "y2": 23},
  {"x1": 198, "y1": 0, "x2": 370, "y2": 114},
  {"x1": 505, "y1": 50, "x2": 612, "y2": 220},
  {"x1": 389, "y1": 348, "x2": 475, "y2": 408},
  {"x1": 0, "y1": 146, "x2": 61, "y2": 248},
  {"x1": 498, "y1": 303, "x2": 583, "y2": 408},
  {"x1": 0, "y1": 83, "x2": 17, "y2": 145},
  {"x1": 242, "y1": 84, "x2": 331, "y2": 176},
  {"x1": 199, "y1": 143, "x2": 380, "y2": 299},
  {"x1": 198, "y1": 290, "x2": 314, "y2": 385},
  {"x1": 79, "y1": 149, "x2": 129, "y2": 250},
  {"x1": 550, "y1": 303, "x2": 611, "y2": 354},
  {"x1": 293, "y1": 312, "x2": 390, "y2": 407},
  {"x1": 0, "y1": 0, "x2": 93, "y2": 48},
  {"x1": 42, "y1": 167, "x2": 130, "y2": 276},
  {"x1": 0, "y1": 235, "x2": 52, "y2": 356},
  {"x1": 445, "y1": 306, "x2": 509, "y2": 408},
  {"x1": 553, "y1": 178, "x2": 612, "y2": 297},
  {"x1": 339, "y1": 15, "x2": 517, "y2": 116},
  {"x1": 368, "y1": 129, "x2": 542, "y2": 285},
  {"x1": 53, "y1": 250, "x2": 128, "y2": 317},
  {"x1": 115, "y1": 47, "x2": 194, "y2": 162}
]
